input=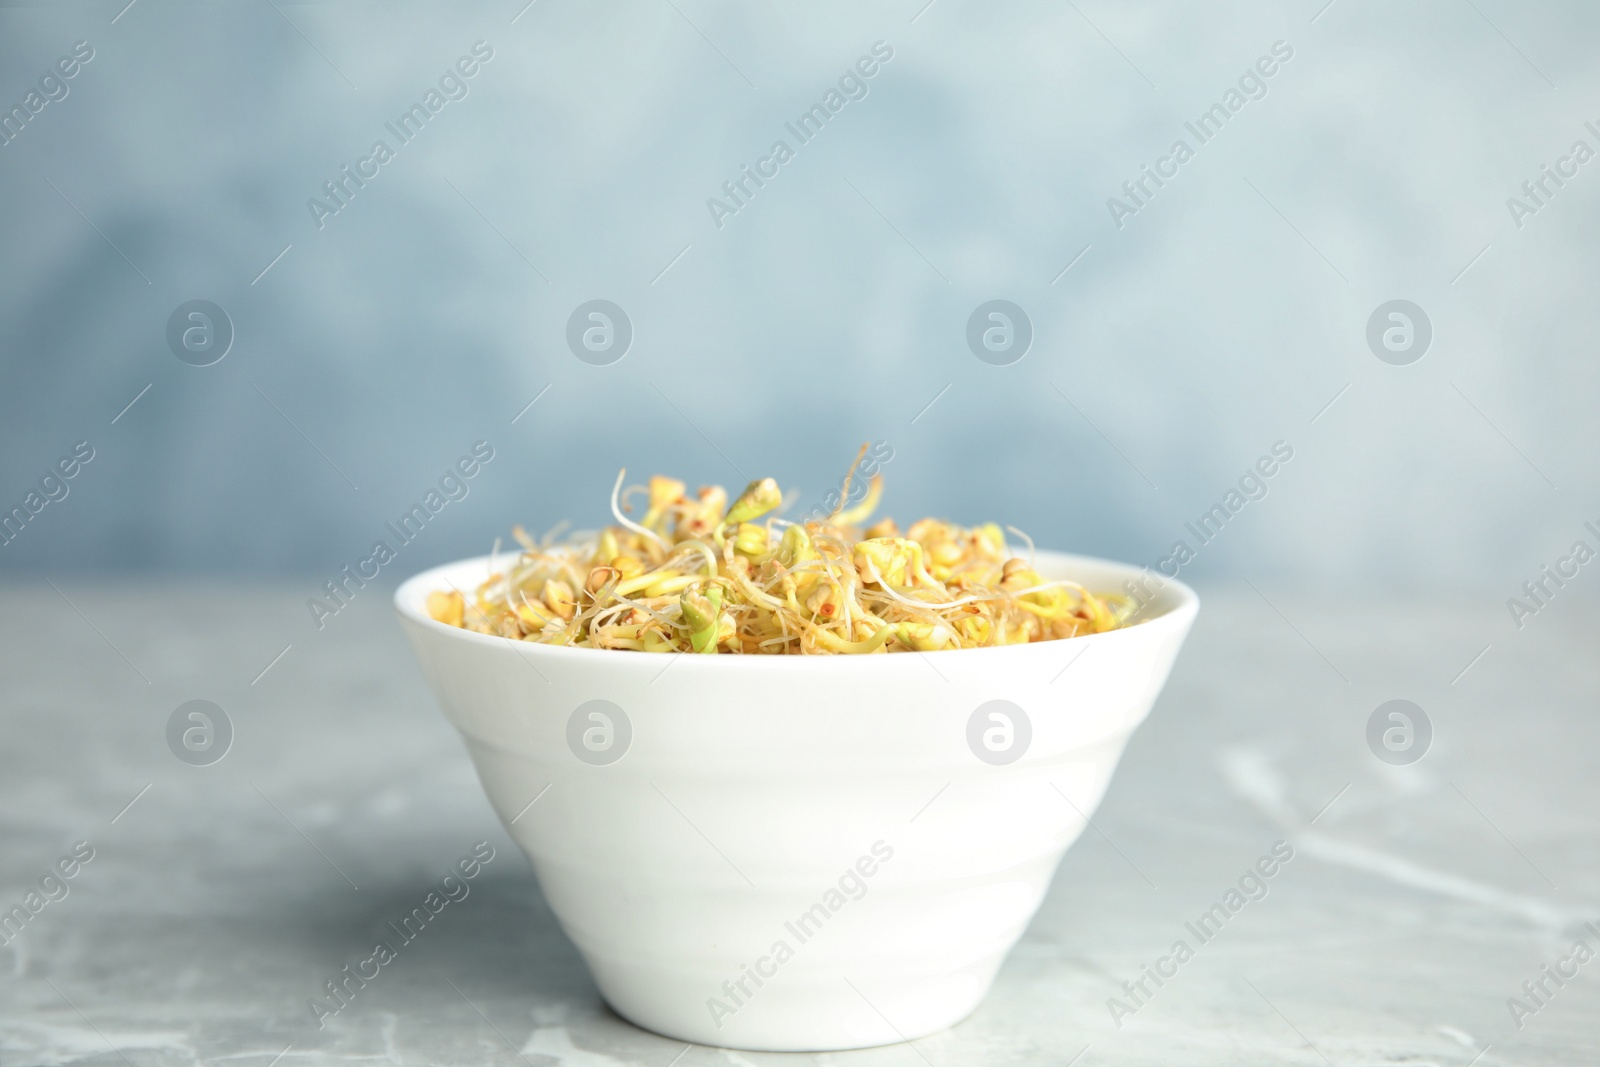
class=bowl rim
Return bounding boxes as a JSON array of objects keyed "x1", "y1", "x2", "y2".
[{"x1": 394, "y1": 548, "x2": 1198, "y2": 669}]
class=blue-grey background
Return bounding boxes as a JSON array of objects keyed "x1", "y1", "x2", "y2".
[{"x1": 1, "y1": 0, "x2": 1595, "y2": 604}]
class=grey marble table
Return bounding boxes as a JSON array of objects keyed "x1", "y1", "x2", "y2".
[{"x1": 2, "y1": 580, "x2": 1595, "y2": 1066}]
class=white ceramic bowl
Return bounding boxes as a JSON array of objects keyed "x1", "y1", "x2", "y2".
[{"x1": 395, "y1": 550, "x2": 1197, "y2": 1052}]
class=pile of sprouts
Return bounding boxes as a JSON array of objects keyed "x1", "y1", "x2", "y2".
[{"x1": 427, "y1": 447, "x2": 1134, "y2": 654}]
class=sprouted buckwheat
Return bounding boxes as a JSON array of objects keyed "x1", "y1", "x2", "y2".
[{"x1": 427, "y1": 446, "x2": 1133, "y2": 654}]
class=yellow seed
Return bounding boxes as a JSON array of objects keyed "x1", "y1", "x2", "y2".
[
  {"x1": 516, "y1": 601, "x2": 554, "y2": 630},
  {"x1": 1000, "y1": 558, "x2": 1040, "y2": 591},
  {"x1": 957, "y1": 615, "x2": 992, "y2": 645},
  {"x1": 643, "y1": 574, "x2": 698, "y2": 597},
  {"x1": 643, "y1": 476, "x2": 686, "y2": 527},
  {"x1": 1082, "y1": 592, "x2": 1117, "y2": 633},
  {"x1": 892, "y1": 622, "x2": 954, "y2": 651},
  {"x1": 853, "y1": 538, "x2": 914, "y2": 587},
  {"x1": 733, "y1": 522, "x2": 769, "y2": 555},
  {"x1": 680, "y1": 485, "x2": 728, "y2": 537},
  {"x1": 542, "y1": 579, "x2": 577, "y2": 620},
  {"x1": 585, "y1": 565, "x2": 618, "y2": 595},
  {"x1": 1051, "y1": 617, "x2": 1085, "y2": 640},
  {"x1": 617, "y1": 568, "x2": 678, "y2": 597},
  {"x1": 594, "y1": 624, "x2": 646, "y2": 650},
  {"x1": 907, "y1": 518, "x2": 953, "y2": 547},
  {"x1": 777, "y1": 524, "x2": 817, "y2": 567},
  {"x1": 649, "y1": 475, "x2": 686, "y2": 511},
  {"x1": 971, "y1": 523, "x2": 1006, "y2": 560},
  {"x1": 804, "y1": 580, "x2": 843, "y2": 621},
  {"x1": 426, "y1": 590, "x2": 464, "y2": 627}
]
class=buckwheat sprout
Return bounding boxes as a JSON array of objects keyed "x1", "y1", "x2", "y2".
[
  {"x1": 540, "y1": 520, "x2": 571, "y2": 550},
  {"x1": 682, "y1": 539, "x2": 719, "y2": 578},
  {"x1": 610, "y1": 467, "x2": 669, "y2": 551},
  {"x1": 1006, "y1": 525, "x2": 1036, "y2": 568},
  {"x1": 487, "y1": 535, "x2": 505, "y2": 596},
  {"x1": 829, "y1": 442, "x2": 870, "y2": 522},
  {"x1": 833, "y1": 474, "x2": 883, "y2": 527}
]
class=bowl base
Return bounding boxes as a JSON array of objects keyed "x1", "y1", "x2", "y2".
[{"x1": 585, "y1": 952, "x2": 1001, "y2": 1052}]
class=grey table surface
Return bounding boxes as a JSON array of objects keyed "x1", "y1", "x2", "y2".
[{"x1": 2, "y1": 579, "x2": 1596, "y2": 1066}]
